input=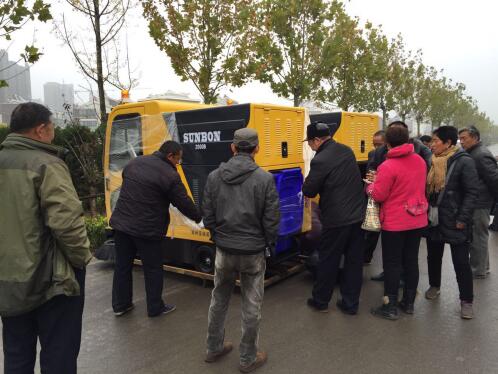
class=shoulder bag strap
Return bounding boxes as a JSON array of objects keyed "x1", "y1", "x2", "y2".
[{"x1": 436, "y1": 160, "x2": 457, "y2": 206}]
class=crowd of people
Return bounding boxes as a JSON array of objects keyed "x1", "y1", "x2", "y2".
[{"x1": 1, "y1": 102, "x2": 497, "y2": 373}]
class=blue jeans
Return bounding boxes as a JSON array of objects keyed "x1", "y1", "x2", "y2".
[{"x1": 206, "y1": 249, "x2": 266, "y2": 366}]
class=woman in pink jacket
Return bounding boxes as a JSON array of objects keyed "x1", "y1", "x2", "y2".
[{"x1": 367, "y1": 125, "x2": 428, "y2": 320}]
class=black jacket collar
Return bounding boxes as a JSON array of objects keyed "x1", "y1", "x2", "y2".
[
  {"x1": 152, "y1": 151, "x2": 177, "y2": 170},
  {"x1": 466, "y1": 142, "x2": 482, "y2": 154},
  {"x1": 316, "y1": 138, "x2": 334, "y2": 154}
]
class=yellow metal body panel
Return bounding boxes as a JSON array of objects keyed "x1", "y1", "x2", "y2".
[
  {"x1": 104, "y1": 100, "x2": 208, "y2": 225},
  {"x1": 105, "y1": 101, "x2": 311, "y2": 245},
  {"x1": 253, "y1": 104, "x2": 304, "y2": 167},
  {"x1": 333, "y1": 112, "x2": 380, "y2": 162}
]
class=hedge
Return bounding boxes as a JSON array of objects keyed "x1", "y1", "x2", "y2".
[{"x1": 85, "y1": 215, "x2": 107, "y2": 253}]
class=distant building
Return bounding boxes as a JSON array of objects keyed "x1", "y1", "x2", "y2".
[
  {"x1": 0, "y1": 103, "x2": 20, "y2": 125},
  {"x1": 0, "y1": 50, "x2": 32, "y2": 103},
  {"x1": 44, "y1": 82, "x2": 74, "y2": 114},
  {"x1": 71, "y1": 93, "x2": 119, "y2": 130},
  {"x1": 73, "y1": 103, "x2": 100, "y2": 130}
]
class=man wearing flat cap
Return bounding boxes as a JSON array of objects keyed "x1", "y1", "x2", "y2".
[
  {"x1": 202, "y1": 127, "x2": 280, "y2": 372},
  {"x1": 303, "y1": 122, "x2": 366, "y2": 314}
]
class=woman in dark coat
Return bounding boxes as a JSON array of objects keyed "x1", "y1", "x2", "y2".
[{"x1": 425, "y1": 126, "x2": 478, "y2": 319}]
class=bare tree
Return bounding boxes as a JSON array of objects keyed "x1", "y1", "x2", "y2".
[{"x1": 55, "y1": 0, "x2": 132, "y2": 123}]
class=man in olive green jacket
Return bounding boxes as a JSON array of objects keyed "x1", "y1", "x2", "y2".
[{"x1": 0, "y1": 102, "x2": 92, "y2": 374}]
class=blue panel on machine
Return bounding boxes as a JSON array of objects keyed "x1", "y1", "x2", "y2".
[{"x1": 272, "y1": 168, "x2": 304, "y2": 254}]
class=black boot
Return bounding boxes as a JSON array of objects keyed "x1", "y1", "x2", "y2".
[
  {"x1": 398, "y1": 289, "x2": 416, "y2": 314},
  {"x1": 371, "y1": 295, "x2": 399, "y2": 320}
]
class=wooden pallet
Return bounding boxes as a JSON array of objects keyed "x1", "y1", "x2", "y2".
[{"x1": 133, "y1": 258, "x2": 304, "y2": 288}]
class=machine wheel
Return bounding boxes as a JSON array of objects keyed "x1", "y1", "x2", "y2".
[{"x1": 194, "y1": 245, "x2": 216, "y2": 273}]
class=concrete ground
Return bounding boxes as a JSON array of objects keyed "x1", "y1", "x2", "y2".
[{"x1": 1, "y1": 231, "x2": 498, "y2": 374}]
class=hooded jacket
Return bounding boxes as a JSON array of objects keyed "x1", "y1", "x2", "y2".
[
  {"x1": 302, "y1": 139, "x2": 365, "y2": 228},
  {"x1": 367, "y1": 143, "x2": 428, "y2": 231},
  {"x1": 110, "y1": 151, "x2": 201, "y2": 240},
  {"x1": 0, "y1": 134, "x2": 92, "y2": 317},
  {"x1": 202, "y1": 153, "x2": 280, "y2": 254},
  {"x1": 428, "y1": 148, "x2": 479, "y2": 244}
]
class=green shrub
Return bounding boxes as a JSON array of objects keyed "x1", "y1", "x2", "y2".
[
  {"x1": 85, "y1": 215, "x2": 107, "y2": 253},
  {"x1": 0, "y1": 125, "x2": 9, "y2": 143}
]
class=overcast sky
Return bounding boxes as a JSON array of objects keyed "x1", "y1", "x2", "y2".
[{"x1": 7, "y1": 0, "x2": 498, "y2": 123}]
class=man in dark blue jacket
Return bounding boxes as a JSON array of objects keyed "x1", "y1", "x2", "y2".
[
  {"x1": 303, "y1": 122, "x2": 366, "y2": 314},
  {"x1": 110, "y1": 140, "x2": 201, "y2": 317}
]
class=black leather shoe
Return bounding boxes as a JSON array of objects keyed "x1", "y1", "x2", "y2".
[
  {"x1": 307, "y1": 298, "x2": 329, "y2": 313},
  {"x1": 398, "y1": 289, "x2": 416, "y2": 315},
  {"x1": 336, "y1": 300, "x2": 357, "y2": 315},
  {"x1": 371, "y1": 271, "x2": 384, "y2": 281},
  {"x1": 371, "y1": 295, "x2": 399, "y2": 320},
  {"x1": 398, "y1": 300, "x2": 414, "y2": 314}
]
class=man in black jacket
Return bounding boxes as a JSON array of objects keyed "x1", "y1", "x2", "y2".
[
  {"x1": 369, "y1": 124, "x2": 432, "y2": 172},
  {"x1": 203, "y1": 128, "x2": 279, "y2": 373},
  {"x1": 459, "y1": 126, "x2": 498, "y2": 278},
  {"x1": 303, "y1": 122, "x2": 366, "y2": 314},
  {"x1": 110, "y1": 141, "x2": 201, "y2": 317}
]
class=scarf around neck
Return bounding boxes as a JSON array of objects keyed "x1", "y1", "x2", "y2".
[{"x1": 427, "y1": 145, "x2": 458, "y2": 194}]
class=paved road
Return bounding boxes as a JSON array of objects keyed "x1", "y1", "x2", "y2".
[{"x1": 1, "y1": 232, "x2": 498, "y2": 374}]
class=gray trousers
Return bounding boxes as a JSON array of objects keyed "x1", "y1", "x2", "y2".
[
  {"x1": 469, "y1": 208, "x2": 491, "y2": 276},
  {"x1": 206, "y1": 249, "x2": 265, "y2": 366}
]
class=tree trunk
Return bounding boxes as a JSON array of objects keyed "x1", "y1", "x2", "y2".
[
  {"x1": 94, "y1": 0, "x2": 107, "y2": 125},
  {"x1": 202, "y1": 90, "x2": 216, "y2": 105},
  {"x1": 416, "y1": 119, "x2": 421, "y2": 137},
  {"x1": 88, "y1": 185, "x2": 98, "y2": 217},
  {"x1": 382, "y1": 108, "x2": 387, "y2": 129},
  {"x1": 293, "y1": 95, "x2": 300, "y2": 107}
]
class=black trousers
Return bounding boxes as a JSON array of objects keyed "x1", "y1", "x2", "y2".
[
  {"x1": 381, "y1": 229, "x2": 422, "y2": 296},
  {"x1": 2, "y1": 268, "x2": 86, "y2": 374},
  {"x1": 312, "y1": 222, "x2": 364, "y2": 312},
  {"x1": 363, "y1": 230, "x2": 380, "y2": 263},
  {"x1": 427, "y1": 239, "x2": 473, "y2": 302},
  {"x1": 112, "y1": 230, "x2": 165, "y2": 316}
]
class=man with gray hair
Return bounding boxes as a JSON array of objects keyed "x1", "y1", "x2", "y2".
[
  {"x1": 203, "y1": 128, "x2": 280, "y2": 373},
  {"x1": 459, "y1": 126, "x2": 498, "y2": 278}
]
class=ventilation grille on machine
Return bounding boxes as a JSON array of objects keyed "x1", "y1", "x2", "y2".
[
  {"x1": 261, "y1": 110, "x2": 302, "y2": 159},
  {"x1": 192, "y1": 178, "x2": 200, "y2": 205},
  {"x1": 264, "y1": 116, "x2": 271, "y2": 157},
  {"x1": 275, "y1": 118, "x2": 282, "y2": 154}
]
